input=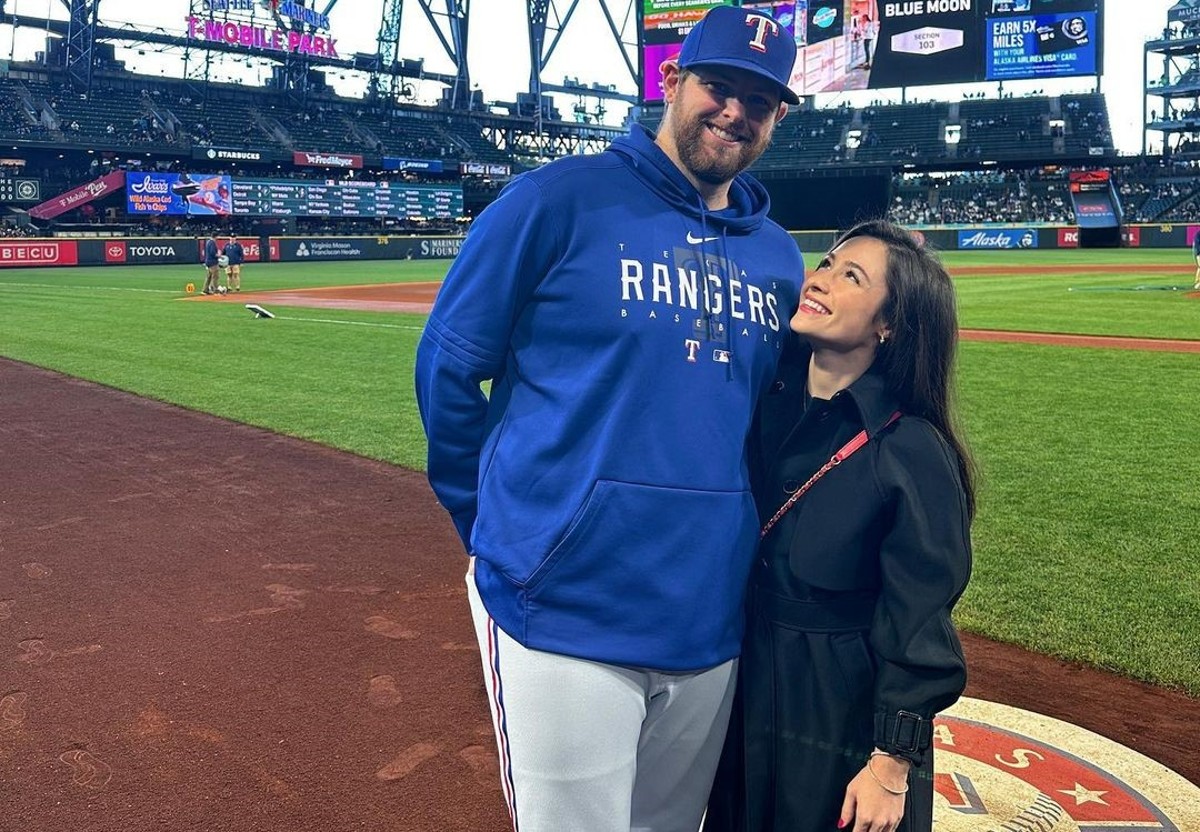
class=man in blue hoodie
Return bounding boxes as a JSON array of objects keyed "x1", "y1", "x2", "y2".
[{"x1": 416, "y1": 7, "x2": 802, "y2": 830}]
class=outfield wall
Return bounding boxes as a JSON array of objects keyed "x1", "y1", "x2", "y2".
[
  {"x1": 3, "y1": 226, "x2": 1197, "y2": 268},
  {"x1": 0, "y1": 235, "x2": 464, "y2": 268},
  {"x1": 789, "y1": 224, "x2": 1194, "y2": 252}
]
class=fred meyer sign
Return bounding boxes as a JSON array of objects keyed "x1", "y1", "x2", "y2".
[{"x1": 292, "y1": 151, "x2": 362, "y2": 169}]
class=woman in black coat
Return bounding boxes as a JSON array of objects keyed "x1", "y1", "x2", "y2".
[{"x1": 705, "y1": 220, "x2": 975, "y2": 832}]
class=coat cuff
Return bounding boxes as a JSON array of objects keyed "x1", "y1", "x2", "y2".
[{"x1": 873, "y1": 711, "x2": 933, "y2": 766}]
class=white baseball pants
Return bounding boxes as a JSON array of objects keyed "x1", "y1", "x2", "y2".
[{"x1": 466, "y1": 571, "x2": 736, "y2": 832}]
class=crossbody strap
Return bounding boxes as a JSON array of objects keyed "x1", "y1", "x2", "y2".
[{"x1": 760, "y1": 411, "x2": 901, "y2": 540}]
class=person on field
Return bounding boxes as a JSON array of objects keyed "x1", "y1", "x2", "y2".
[
  {"x1": 223, "y1": 236, "x2": 245, "y2": 292},
  {"x1": 704, "y1": 220, "x2": 975, "y2": 832},
  {"x1": 414, "y1": 7, "x2": 801, "y2": 831},
  {"x1": 1192, "y1": 231, "x2": 1200, "y2": 289},
  {"x1": 202, "y1": 233, "x2": 220, "y2": 295}
]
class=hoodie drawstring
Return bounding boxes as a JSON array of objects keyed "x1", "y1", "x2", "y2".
[{"x1": 690, "y1": 197, "x2": 735, "y2": 382}]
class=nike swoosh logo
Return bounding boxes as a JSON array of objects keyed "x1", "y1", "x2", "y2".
[{"x1": 686, "y1": 232, "x2": 719, "y2": 244}]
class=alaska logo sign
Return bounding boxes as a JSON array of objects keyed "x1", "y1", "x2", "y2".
[{"x1": 933, "y1": 698, "x2": 1197, "y2": 830}]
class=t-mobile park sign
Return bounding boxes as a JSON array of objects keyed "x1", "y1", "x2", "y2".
[{"x1": 187, "y1": 16, "x2": 339, "y2": 58}]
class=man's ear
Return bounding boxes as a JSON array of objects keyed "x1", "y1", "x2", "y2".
[
  {"x1": 660, "y1": 62, "x2": 682, "y2": 104},
  {"x1": 775, "y1": 102, "x2": 789, "y2": 125}
]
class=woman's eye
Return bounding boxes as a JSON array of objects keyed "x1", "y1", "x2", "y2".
[
  {"x1": 816, "y1": 258, "x2": 831, "y2": 269},
  {"x1": 845, "y1": 271, "x2": 861, "y2": 284}
]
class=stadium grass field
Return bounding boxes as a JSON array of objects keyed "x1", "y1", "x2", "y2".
[{"x1": 1, "y1": 249, "x2": 1198, "y2": 696}]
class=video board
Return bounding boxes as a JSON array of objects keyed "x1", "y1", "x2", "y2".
[
  {"x1": 125, "y1": 173, "x2": 463, "y2": 219},
  {"x1": 640, "y1": 0, "x2": 1103, "y2": 102}
]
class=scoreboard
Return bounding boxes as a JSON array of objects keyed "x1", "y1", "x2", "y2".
[
  {"x1": 125, "y1": 171, "x2": 463, "y2": 218},
  {"x1": 230, "y1": 178, "x2": 462, "y2": 219},
  {"x1": 0, "y1": 177, "x2": 42, "y2": 203},
  {"x1": 640, "y1": 0, "x2": 1103, "y2": 101}
]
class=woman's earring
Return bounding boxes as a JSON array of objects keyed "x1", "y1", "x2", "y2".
[{"x1": 878, "y1": 333, "x2": 887, "y2": 345}]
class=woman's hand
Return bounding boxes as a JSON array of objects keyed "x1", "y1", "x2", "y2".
[{"x1": 837, "y1": 752, "x2": 910, "y2": 832}]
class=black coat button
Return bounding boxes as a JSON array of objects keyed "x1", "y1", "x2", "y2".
[
  {"x1": 772, "y1": 380, "x2": 785, "y2": 392},
  {"x1": 783, "y1": 480, "x2": 800, "y2": 493}
]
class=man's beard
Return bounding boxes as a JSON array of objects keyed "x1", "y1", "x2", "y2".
[{"x1": 672, "y1": 118, "x2": 771, "y2": 185}]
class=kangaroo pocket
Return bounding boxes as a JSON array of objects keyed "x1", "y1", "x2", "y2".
[{"x1": 523, "y1": 479, "x2": 758, "y2": 670}]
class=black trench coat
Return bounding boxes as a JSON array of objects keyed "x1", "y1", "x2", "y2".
[{"x1": 705, "y1": 343, "x2": 973, "y2": 832}]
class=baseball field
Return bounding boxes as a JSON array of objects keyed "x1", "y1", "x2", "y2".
[
  {"x1": 3, "y1": 246, "x2": 1199, "y2": 829},
  {"x1": 1, "y1": 247, "x2": 1197, "y2": 697}
]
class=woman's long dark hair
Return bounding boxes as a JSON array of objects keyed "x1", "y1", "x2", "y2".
[{"x1": 834, "y1": 219, "x2": 978, "y2": 518}]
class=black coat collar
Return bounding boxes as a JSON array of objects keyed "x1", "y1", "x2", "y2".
[{"x1": 786, "y1": 338, "x2": 902, "y2": 437}]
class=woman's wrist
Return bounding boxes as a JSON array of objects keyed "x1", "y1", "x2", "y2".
[{"x1": 866, "y1": 749, "x2": 911, "y2": 795}]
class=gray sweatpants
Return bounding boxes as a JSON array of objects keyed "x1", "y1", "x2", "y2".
[{"x1": 466, "y1": 572, "x2": 736, "y2": 832}]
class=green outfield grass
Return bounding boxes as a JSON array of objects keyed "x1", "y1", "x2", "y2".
[{"x1": 1, "y1": 250, "x2": 1198, "y2": 694}]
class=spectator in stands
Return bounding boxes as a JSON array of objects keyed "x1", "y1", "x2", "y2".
[{"x1": 415, "y1": 8, "x2": 800, "y2": 832}]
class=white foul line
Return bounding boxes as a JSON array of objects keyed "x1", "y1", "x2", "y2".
[{"x1": 272, "y1": 315, "x2": 424, "y2": 331}]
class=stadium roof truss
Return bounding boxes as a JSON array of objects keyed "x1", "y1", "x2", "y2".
[
  {"x1": 2, "y1": 0, "x2": 641, "y2": 153},
  {"x1": 4, "y1": 0, "x2": 460, "y2": 97},
  {"x1": 527, "y1": 0, "x2": 638, "y2": 105}
]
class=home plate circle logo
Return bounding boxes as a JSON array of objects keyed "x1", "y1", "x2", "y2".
[{"x1": 934, "y1": 698, "x2": 1198, "y2": 830}]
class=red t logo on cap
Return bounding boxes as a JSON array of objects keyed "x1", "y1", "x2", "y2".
[{"x1": 746, "y1": 14, "x2": 780, "y2": 53}]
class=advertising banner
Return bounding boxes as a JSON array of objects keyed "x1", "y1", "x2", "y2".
[
  {"x1": 872, "y1": 0, "x2": 981, "y2": 90},
  {"x1": 382, "y1": 157, "x2": 445, "y2": 173},
  {"x1": 1058, "y1": 227, "x2": 1079, "y2": 248},
  {"x1": 192, "y1": 146, "x2": 268, "y2": 163},
  {"x1": 1072, "y1": 190, "x2": 1118, "y2": 228},
  {"x1": 1168, "y1": 1, "x2": 1200, "y2": 24},
  {"x1": 292, "y1": 151, "x2": 363, "y2": 169},
  {"x1": 641, "y1": 0, "x2": 1101, "y2": 101},
  {"x1": 104, "y1": 240, "x2": 127, "y2": 262},
  {"x1": 186, "y1": 16, "x2": 338, "y2": 58},
  {"x1": 194, "y1": 237, "x2": 271, "y2": 263},
  {"x1": 460, "y1": 162, "x2": 512, "y2": 177},
  {"x1": 73, "y1": 237, "x2": 277, "y2": 266},
  {"x1": 125, "y1": 173, "x2": 233, "y2": 216},
  {"x1": 806, "y1": 0, "x2": 844, "y2": 44},
  {"x1": 275, "y1": 235, "x2": 464, "y2": 262},
  {"x1": 985, "y1": 11, "x2": 1096, "y2": 81},
  {"x1": 28, "y1": 171, "x2": 125, "y2": 221},
  {"x1": 0, "y1": 239, "x2": 79, "y2": 267},
  {"x1": 957, "y1": 228, "x2": 1039, "y2": 250},
  {"x1": 640, "y1": 1, "x2": 724, "y2": 100}
]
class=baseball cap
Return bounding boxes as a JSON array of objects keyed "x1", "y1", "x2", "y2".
[{"x1": 677, "y1": 5, "x2": 800, "y2": 106}]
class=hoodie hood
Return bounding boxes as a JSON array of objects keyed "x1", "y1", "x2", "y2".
[{"x1": 609, "y1": 124, "x2": 772, "y2": 236}]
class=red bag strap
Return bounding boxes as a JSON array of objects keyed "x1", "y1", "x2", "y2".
[{"x1": 760, "y1": 411, "x2": 901, "y2": 540}]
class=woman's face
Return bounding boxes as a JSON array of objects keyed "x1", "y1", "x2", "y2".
[{"x1": 790, "y1": 235, "x2": 890, "y2": 351}]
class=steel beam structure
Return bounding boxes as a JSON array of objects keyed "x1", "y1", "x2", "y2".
[
  {"x1": 62, "y1": 0, "x2": 100, "y2": 91},
  {"x1": 526, "y1": 0, "x2": 638, "y2": 102},
  {"x1": 370, "y1": 0, "x2": 406, "y2": 104},
  {"x1": 411, "y1": 0, "x2": 472, "y2": 109}
]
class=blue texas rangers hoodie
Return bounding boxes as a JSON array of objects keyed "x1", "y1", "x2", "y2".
[{"x1": 416, "y1": 125, "x2": 802, "y2": 671}]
